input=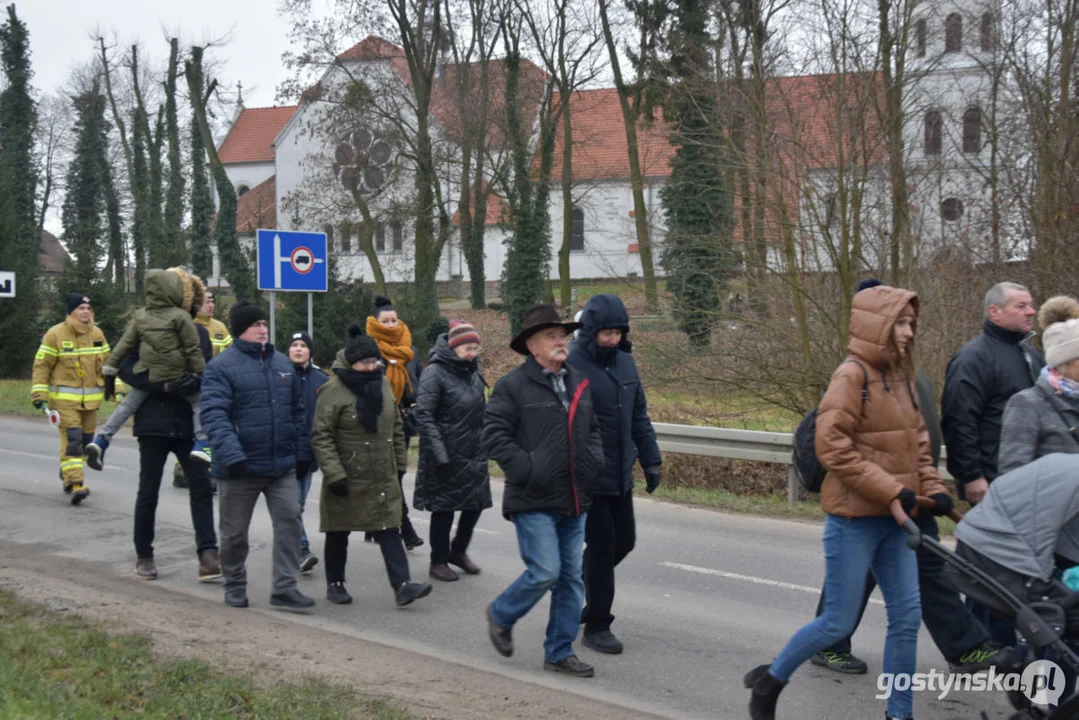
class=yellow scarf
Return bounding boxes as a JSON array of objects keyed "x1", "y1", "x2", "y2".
[{"x1": 365, "y1": 316, "x2": 414, "y2": 403}]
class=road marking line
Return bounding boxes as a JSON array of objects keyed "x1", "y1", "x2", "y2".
[
  {"x1": 660, "y1": 561, "x2": 884, "y2": 606},
  {"x1": 0, "y1": 448, "x2": 56, "y2": 461}
]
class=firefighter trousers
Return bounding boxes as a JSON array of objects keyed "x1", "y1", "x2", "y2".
[{"x1": 57, "y1": 407, "x2": 97, "y2": 488}]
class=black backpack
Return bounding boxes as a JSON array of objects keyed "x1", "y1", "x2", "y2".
[{"x1": 792, "y1": 359, "x2": 869, "y2": 493}]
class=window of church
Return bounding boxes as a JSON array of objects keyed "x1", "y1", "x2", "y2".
[
  {"x1": 824, "y1": 193, "x2": 839, "y2": 230},
  {"x1": 945, "y1": 13, "x2": 962, "y2": 53},
  {"x1": 924, "y1": 111, "x2": 942, "y2": 155},
  {"x1": 340, "y1": 223, "x2": 352, "y2": 254},
  {"x1": 963, "y1": 107, "x2": 982, "y2": 153},
  {"x1": 236, "y1": 184, "x2": 250, "y2": 197},
  {"x1": 375, "y1": 223, "x2": 386, "y2": 253},
  {"x1": 981, "y1": 13, "x2": 994, "y2": 51},
  {"x1": 941, "y1": 198, "x2": 964, "y2": 221},
  {"x1": 391, "y1": 222, "x2": 403, "y2": 252},
  {"x1": 571, "y1": 207, "x2": 585, "y2": 251},
  {"x1": 324, "y1": 224, "x2": 335, "y2": 253},
  {"x1": 915, "y1": 19, "x2": 927, "y2": 58}
]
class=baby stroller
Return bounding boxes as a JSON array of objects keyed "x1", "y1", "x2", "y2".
[{"x1": 891, "y1": 454, "x2": 1079, "y2": 720}]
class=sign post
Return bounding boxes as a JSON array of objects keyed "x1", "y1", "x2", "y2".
[
  {"x1": 0, "y1": 271, "x2": 14, "y2": 299},
  {"x1": 256, "y1": 230, "x2": 328, "y2": 347}
]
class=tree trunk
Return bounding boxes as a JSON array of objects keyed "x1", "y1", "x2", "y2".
[
  {"x1": 878, "y1": 0, "x2": 909, "y2": 285},
  {"x1": 355, "y1": 208, "x2": 387, "y2": 296},
  {"x1": 162, "y1": 37, "x2": 187, "y2": 269},
  {"x1": 558, "y1": 92, "x2": 573, "y2": 311}
]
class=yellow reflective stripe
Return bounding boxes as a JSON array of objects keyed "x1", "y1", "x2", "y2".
[
  {"x1": 51, "y1": 392, "x2": 104, "y2": 402},
  {"x1": 36, "y1": 345, "x2": 58, "y2": 357},
  {"x1": 31, "y1": 384, "x2": 49, "y2": 392},
  {"x1": 60, "y1": 459, "x2": 84, "y2": 469},
  {"x1": 50, "y1": 385, "x2": 100, "y2": 394}
]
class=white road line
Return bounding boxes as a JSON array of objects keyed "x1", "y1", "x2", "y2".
[
  {"x1": 0, "y1": 447, "x2": 134, "y2": 473},
  {"x1": 660, "y1": 561, "x2": 885, "y2": 606}
]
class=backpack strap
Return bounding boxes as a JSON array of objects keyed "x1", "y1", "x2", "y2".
[
  {"x1": 843, "y1": 358, "x2": 870, "y2": 403},
  {"x1": 1036, "y1": 384, "x2": 1079, "y2": 447}
]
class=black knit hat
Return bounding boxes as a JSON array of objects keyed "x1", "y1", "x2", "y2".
[
  {"x1": 229, "y1": 301, "x2": 267, "y2": 338},
  {"x1": 857, "y1": 278, "x2": 883, "y2": 293},
  {"x1": 66, "y1": 291, "x2": 91, "y2": 315},
  {"x1": 289, "y1": 330, "x2": 314, "y2": 355},
  {"x1": 345, "y1": 324, "x2": 381, "y2": 365}
]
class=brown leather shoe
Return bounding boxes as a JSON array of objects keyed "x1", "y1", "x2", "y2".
[
  {"x1": 135, "y1": 558, "x2": 158, "y2": 580},
  {"x1": 429, "y1": 563, "x2": 459, "y2": 582},
  {"x1": 198, "y1": 549, "x2": 222, "y2": 582},
  {"x1": 449, "y1": 552, "x2": 481, "y2": 575},
  {"x1": 487, "y1": 604, "x2": 513, "y2": 657}
]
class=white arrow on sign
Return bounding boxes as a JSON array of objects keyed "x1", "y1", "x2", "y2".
[
  {"x1": 273, "y1": 234, "x2": 324, "y2": 289},
  {"x1": 0, "y1": 270, "x2": 13, "y2": 298}
]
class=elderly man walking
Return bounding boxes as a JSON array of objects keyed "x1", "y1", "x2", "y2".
[
  {"x1": 484, "y1": 304, "x2": 605, "y2": 678},
  {"x1": 567, "y1": 294, "x2": 662, "y2": 655},
  {"x1": 200, "y1": 301, "x2": 316, "y2": 612}
]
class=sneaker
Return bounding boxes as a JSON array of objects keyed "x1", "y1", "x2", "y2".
[
  {"x1": 300, "y1": 551, "x2": 319, "y2": 575},
  {"x1": 810, "y1": 651, "x2": 868, "y2": 674},
  {"x1": 135, "y1": 557, "x2": 158, "y2": 580},
  {"x1": 70, "y1": 484, "x2": 90, "y2": 506},
  {"x1": 225, "y1": 588, "x2": 249, "y2": 608},
  {"x1": 582, "y1": 629, "x2": 624, "y2": 655},
  {"x1": 327, "y1": 581, "x2": 352, "y2": 604},
  {"x1": 394, "y1": 581, "x2": 433, "y2": 607},
  {"x1": 544, "y1": 654, "x2": 595, "y2": 678},
  {"x1": 429, "y1": 563, "x2": 459, "y2": 582},
  {"x1": 189, "y1": 441, "x2": 212, "y2": 464},
  {"x1": 85, "y1": 436, "x2": 109, "y2": 471},
  {"x1": 269, "y1": 588, "x2": 316, "y2": 613},
  {"x1": 949, "y1": 642, "x2": 1016, "y2": 673},
  {"x1": 198, "y1": 550, "x2": 222, "y2": 582}
]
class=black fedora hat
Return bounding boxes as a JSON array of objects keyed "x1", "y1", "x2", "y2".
[{"x1": 510, "y1": 304, "x2": 582, "y2": 355}]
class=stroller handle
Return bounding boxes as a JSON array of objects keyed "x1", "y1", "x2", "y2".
[{"x1": 889, "y1": 496, "x2": 965, "y2": 533}]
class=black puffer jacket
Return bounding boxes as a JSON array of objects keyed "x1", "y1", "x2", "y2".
[
  {"x1": 483, "y1": 356, "x2": 604, "y2": 519},
  {"x1": 412, "y1": 336, "x2": 493, "y2": 513},
  {"x1": 942, "y1": 320, "x2": 1044, "y2": 494},
  {"x1": 567, "y1": 294, "x2": 661, "y2": 495}
]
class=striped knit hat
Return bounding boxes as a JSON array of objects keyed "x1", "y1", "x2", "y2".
[{"x1": 447, "y1": 320, "x2": 481, "y2": 349}]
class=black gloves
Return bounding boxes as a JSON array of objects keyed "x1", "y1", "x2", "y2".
[
  {"x1": 929, "y1": 492, "x2": 955, "y2": 517},
  {"x1": 644, "y1": 467, "x2": 662, "y2": 494},
  {"x1": 227, "y1": 462, "x2": 247, "y2": 479},
  {"x1": 104, "y1": 375, "x2": 116, "y2": 401},
  {"x1": 295, "y1": 461, "x2": 311, "y2": 480},
  {"x1": 167, "y1": 373, "x2": 201, "y2": 397},
  {"x1": 897, "y1": 488, "x2": 918, "y2": 515},
  {"x1": 328, "y1": 478, "x2": 349, "y2": 497},
  {"x1": 32, "y1": 399, "x2": 46, "y2": 410}
]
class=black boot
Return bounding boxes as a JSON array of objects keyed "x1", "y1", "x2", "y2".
[{"x1": 744, "y1": 664, "x2": 784, "y2": 720}]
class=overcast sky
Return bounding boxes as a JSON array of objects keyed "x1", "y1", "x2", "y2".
[{"x1": 25, "y1": 0, "x2": 293, "y2": 108}]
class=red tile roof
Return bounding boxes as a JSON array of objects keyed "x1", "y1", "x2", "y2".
[
  {"x1": 218, "y1": 106, "x2": 297, "y2": 164},
  {"x1": 234, "y1": 176, "x2": 276, "y2": 234},
  {"x1": 39, "y1": 230, "x2": 69, "y2": 274},
  {"x1": 451, "y1": 184, "x2": 509, "y2": 227}
]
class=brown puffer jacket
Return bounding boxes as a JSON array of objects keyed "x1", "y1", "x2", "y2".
[{"x1": 817, "y1": 286, "x2": 949, "y2": 517}]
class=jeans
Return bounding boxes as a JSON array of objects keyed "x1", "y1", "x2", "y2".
[
  {"x1": 816, "y1": 511, "x2": 990, "y2": 663},
  {"x1": 134, "y1": 436, "x2": 217, "y2": 559},
  {"x1": 325, "y1": 529, "x2": 410, "y2": 587},
  {"x1": 429, "y1": 510, "x2": 482, "y2": 565},
  {"x1": 297, "y1": 471, "x2": 313, "y2": 551},
  {"x1": 99, "y1": 387, "x2": 205, "y2": 442},
  {"x1": 217, "y1": 472, "x2": 302, "y2": 594},
  {"x1": 770, "y1": 514, "x2": 921, "y2": 718},
  {"x1": 490, "y1": 511, "x2": 587, "y2": 663},
  {"x1": 583, "y1": 490, "x2": 636, "y2": 633}
]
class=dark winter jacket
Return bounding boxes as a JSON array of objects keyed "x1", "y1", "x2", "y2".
[
  {"x1": 311, "y1": 351, "x2": 407, "y2": 532},
  {"x1": 294, "y1": 361, "x2": 329, "y2": 474},
  {"x1": 201, "y1": 338, "x2": 310, "y2": 479},
  {"x1": 567, "y1": 294, "x2": 661, "y2": 496},
  {"x1": 399, "y1": 347, "x2": 423, "y2": 440},
  {"x1": 122, "y1": 324, "x2": 213, "y2": 439},
  {"x1": 998, "y1": 375, "x2": 1079, "y2": 475},
  {"x1": 412, "y1": 336, "x2": 493, "y2": 513},
  {"x1": 483, "y1": 355, "x2": 604, "y2": 519},
  {"x1": 942, "y1": 320, "x2": 1045, "y2": 495}
]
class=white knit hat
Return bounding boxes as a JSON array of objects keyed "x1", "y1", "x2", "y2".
[{"x1": 1045, "y1": 318, "x2": 1079, "y2": 368}]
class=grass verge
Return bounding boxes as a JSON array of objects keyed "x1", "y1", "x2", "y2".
[
  {"x1": 0, "y1": 379, "x2": 119, "y2": 422},
  {"x1": 0, "y1": 590, "x2": 409, "y2": 720}
]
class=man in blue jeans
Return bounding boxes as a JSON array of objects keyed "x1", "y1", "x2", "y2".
[
  {"x1": 287, "y1": 331, "x2": 328, "y2": 574},
  {"x1": 483, "y1": 305, "x2": 605, "y2": 678}
]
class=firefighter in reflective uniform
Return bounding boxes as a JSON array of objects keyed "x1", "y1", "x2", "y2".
[
  {"x1": 31, "y1": 292, "x2": 109, "y2": 504},
  {"x1": 175, "y1": 289, "x2": 233, "y2": 488}
]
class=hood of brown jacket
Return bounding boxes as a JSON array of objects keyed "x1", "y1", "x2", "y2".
[{"x1": 847, "y1": 285, "x2": 919, "y2": 367}]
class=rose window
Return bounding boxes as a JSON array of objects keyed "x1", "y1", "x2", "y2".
[{"x1": 334, "y1": 127, "x2": 394, "y2": 195}]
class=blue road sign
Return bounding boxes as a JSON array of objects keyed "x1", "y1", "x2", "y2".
[{"x1": 257, "y1": 229, "x2": 328, "y2": 292}]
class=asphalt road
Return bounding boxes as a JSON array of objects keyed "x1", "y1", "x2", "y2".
[{"x1": 0, "y1": 416, "x2": 1014, "y2": 719}]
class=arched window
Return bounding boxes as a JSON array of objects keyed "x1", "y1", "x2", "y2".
[
  {"x1": 570, "y1": 207, "x2": 585, "y2": 251},
  {"x1": 924, "y1": 111, "x2": 942, "y2": 155},
  {"x1": 915, "y1": 19, "x2": 927, "y2": 58},
  {"x1": 963, "y1": 107, "x2": 982, "y2": 153},
  {"x1": 941, "y1": 198, "x2": 964, "y2": 221},
  {"x1": 375, "y1": 223, "x2": 386, "y2": 253},
  {"x1": 391, "y1": 222, "x2": 403, "y2": 252},
  {"x1": 945, "y1": 13, "x2": 963, "y2": 53},
  {"x1": 823, "y1": 193, "x2": 839, "y2": 230},
  {"x1": 236, "y1": 184, "x2": 251, "y2": 197},
  {"x1": 981, "y1": 13, "x2": 994, "y2": 51},
  {"x1": 339, "y1": 222, "x2": 352, "y2": 254}
]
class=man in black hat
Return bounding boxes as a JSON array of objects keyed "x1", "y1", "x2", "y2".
[{"x1": 483, "y1": 304, "x2": 604, "y2": 678}]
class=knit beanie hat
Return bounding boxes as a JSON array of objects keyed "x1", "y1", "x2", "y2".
[
  {"x1": 447, "y1": 320, "x2": 481, "y2": 349},
  {"x1": 66, "y1": 291, "x2": 91, "y2": 315},
  {"x1": 1039, "y1": 296, "x2": 1079, "y2": 369},
  {"x1": 345, "y1": 324, "x2": 381, "y2": 365},
  {"x1": 229, "y1": 301, "x2": 267, "y2": 338},
  {"x1": 857, "y1": 278, "x2": 883, "y2": 293},
  {"x1": 289, "y1": 330, "x2": 314, "y2": 355}
]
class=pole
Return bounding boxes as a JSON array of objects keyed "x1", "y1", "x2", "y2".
[
  {"x1": 307, "y1": 292, "x2": 313, "y2": 339},
  {"x1": 269, "y1": 290, "x2": 276, "y2": 347}
]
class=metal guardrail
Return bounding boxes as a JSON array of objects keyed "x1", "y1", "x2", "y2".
[{"x1": 652, "y1": 422, "x2": 951, "y2": 506}]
